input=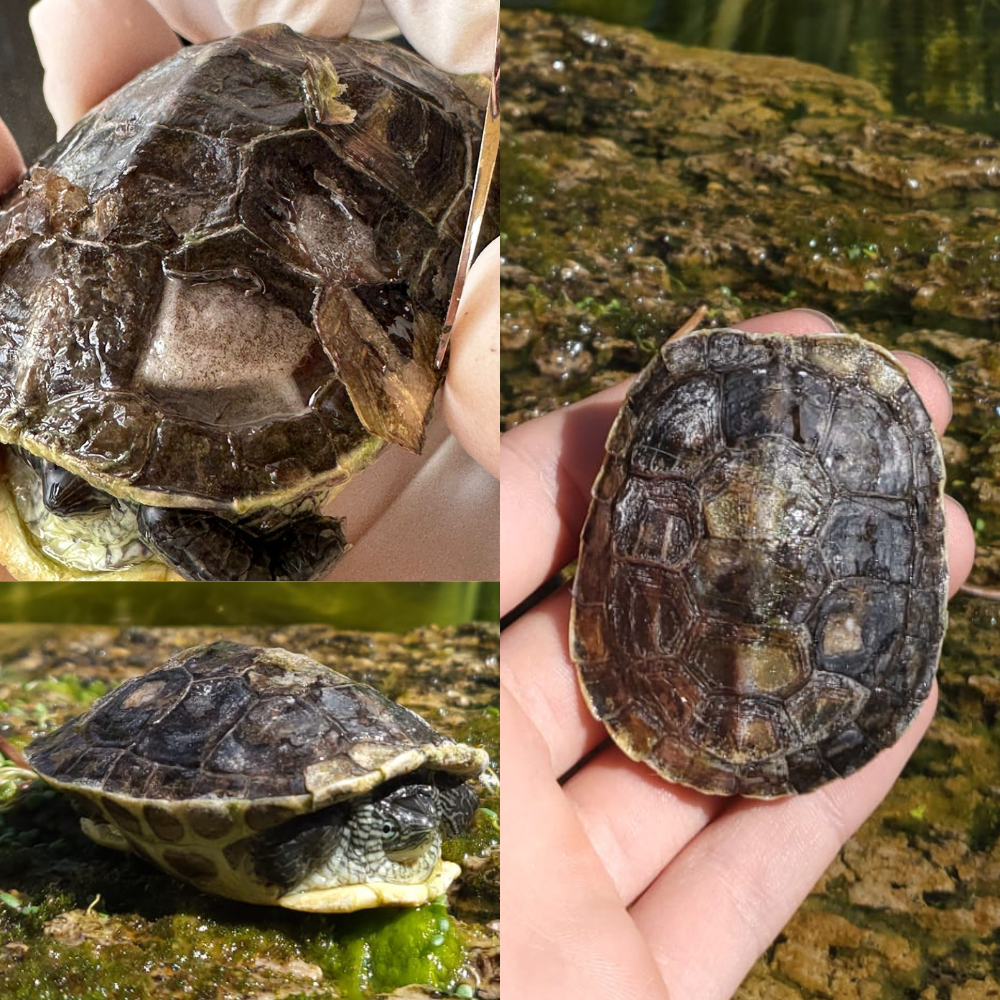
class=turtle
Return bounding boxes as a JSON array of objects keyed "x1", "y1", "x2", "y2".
[
  {"x1": 0, "y1": 23, "x2": 496, "y2": 581},
  {"x1": 23, "y1": 641, "x2": 489, "y2": 911},
  {"x1": 570, "y1": 327, "x2": 949, "y2": 798}
]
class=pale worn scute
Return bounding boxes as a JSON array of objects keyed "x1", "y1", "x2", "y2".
[
  {"x1": 570, "y1": 329, "x2": 949, "y2": 797},
  {"x1": 0, "y1": 24, "x2": 491, "y2": 512}
]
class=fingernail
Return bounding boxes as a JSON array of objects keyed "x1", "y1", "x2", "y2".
[
  {"x1": 793, "y1": 308, "x2": 841, "y2": 332},
  {"x1": 895, "y1": 351, "x2": 953, "y2": 425}
]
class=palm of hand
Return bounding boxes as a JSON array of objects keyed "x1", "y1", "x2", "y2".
[{"x1": 501, "y1": 309, "x2": 975, "y2": 1000}]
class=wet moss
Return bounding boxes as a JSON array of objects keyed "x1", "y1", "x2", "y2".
[
  {"x1": 969, "y1": 797, "x2": 1000, "y2": 853},
  {"x1": 499, "y1": 13, "x2": 1000, "y2": 527}
]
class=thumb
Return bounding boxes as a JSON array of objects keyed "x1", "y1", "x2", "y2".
[{"x1": 441, "y1": 238, "x2": 500, "y2": 478}]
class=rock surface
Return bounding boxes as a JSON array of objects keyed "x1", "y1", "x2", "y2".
[{"x1": 501, "y1": 10, "x2": 1000, "y2": 593}]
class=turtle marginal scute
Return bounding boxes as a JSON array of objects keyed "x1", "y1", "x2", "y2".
[{"x1": 313, "y1": 284, "x2": 440, "y2": 454}]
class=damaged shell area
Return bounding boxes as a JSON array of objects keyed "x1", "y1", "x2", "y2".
[
  {"x1": 0, "y1": 24, "x2": 495, "y2": 580},
  {"x1": 570, "y1": 329, "x2": 949, "y2": 798}
]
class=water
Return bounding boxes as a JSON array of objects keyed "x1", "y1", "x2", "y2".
[{"x1": 502, "y1": 0, "x2": 1000, "y2": 137}]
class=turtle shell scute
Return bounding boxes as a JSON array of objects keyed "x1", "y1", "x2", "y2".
[
  {"x1": 0, "y1": 25, "x2": 495, "y2": 506},
  {"x1": 24, "y1": 641, "x2": 477, "y2": 806},
  {"x1": 571, "y1": 329, "x2": 948, "y2": 797}
]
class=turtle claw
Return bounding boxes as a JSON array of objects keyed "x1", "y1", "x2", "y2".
[{"x1": 136, "y1": 505, "x2": 348, "y2": 581}]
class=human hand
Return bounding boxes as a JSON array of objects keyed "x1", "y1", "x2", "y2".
[
  {"x1": 500, "y1": 308, "x2": 976, "y2": 1000},
  {"x1": 0, "y1": 0, "x2": 498, "y2": 581}
]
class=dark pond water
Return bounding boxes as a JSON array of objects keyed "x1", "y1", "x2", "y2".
[{"x1": 503, "y1": 0, "x2": 1000, "y2": 137}]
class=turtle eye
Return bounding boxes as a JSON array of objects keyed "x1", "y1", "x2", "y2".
[{"x1": 375, "y1": 785, "x2": 438, "y2": 860}]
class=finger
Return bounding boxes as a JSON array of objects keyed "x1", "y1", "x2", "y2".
[
  {"x1": 144, "y1": 0, "x2": 363, "y2": 44},
  {"x1": 149, "y1": 0, "x2": 497, "y2": 71},
  {"x1": 0, "y1": 119, "x2": 26, "y2": 196},
  {"x1": 733, "y1": 307, "x2": 841, "y2": 334},
  {"x1": 442, "y1": 238, "x2": 500, "y2": 477},
  {"x1": 500, "y1": 381, "x2": 626, "y2": 614},
  {"x1": 503, "y1": 683, "x2": 671, "y2": 1000},
  {"x1": 944, "y1": 495, "x2": 975, "y2": 596},
  {"x1": 563, "y1": 742, "x2": 727, "y2": 905},
  {"x1": 895, "y1": 351, "x2": 952, "y2": 437},
  {"x1": 500, "y1": 586, "x2": 605, "y2": 775},
  {"x1": 329, "y1": 407, "x2": 499, "y2": 581},
  {"x1": 630, "y1": 689, "x2": 937, "y2": 1000},
  {"x1": 30, "y1": 0, "x2": 180, "y2": 137}
]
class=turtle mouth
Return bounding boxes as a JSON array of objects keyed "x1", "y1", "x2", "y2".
[
  {"x1": 8, "y1": 447, "x2": 151, "y2": 574},
  {"x1": 3, "y1": 447, "x2": 347, "y2": 581}
]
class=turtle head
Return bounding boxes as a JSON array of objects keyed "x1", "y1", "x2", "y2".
[
  {"x1": 251, "y1": 771, "x2": 480, "y2": 912},
  {"x1": 0, "y1": 445, "x2": 347, "y2": 581},
  {"x1": 374, "y1": 777, "x2": 479, "y2": 855},
  {"x1": 374, "y1": 784, "x2": 441, "y2": 861},
  {"x1": 438, "y1": 779, "x2": 480, "y2": 838}
]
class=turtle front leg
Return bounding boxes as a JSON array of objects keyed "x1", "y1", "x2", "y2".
[
  {"x1": 135, "y1": 505, "x2": 348, "y2": 581},
  {"x1": 80, "y1": 817, "x2": 134, "y2": 854}
]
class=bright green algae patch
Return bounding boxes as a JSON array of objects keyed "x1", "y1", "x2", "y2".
[
  {"x1": 0, "y1": 889, "x2": 467, "y2": 1000},
  {"x1": 314, "y1": 902, "x2": 466, "y2": 999},
  {"x1": 0, "y1": 624, "x2": 500, "y2": 999}
]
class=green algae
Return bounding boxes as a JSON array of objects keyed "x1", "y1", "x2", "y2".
[
  {"x1": 0, "y1": 675, "x2": 108, "y2": 732},
  {"x1": 0, "y1": 798, "x2": 478, "y2": 999},
  {"x1": 311, "y1": 902, "x2": 467, "y2": 998}
]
